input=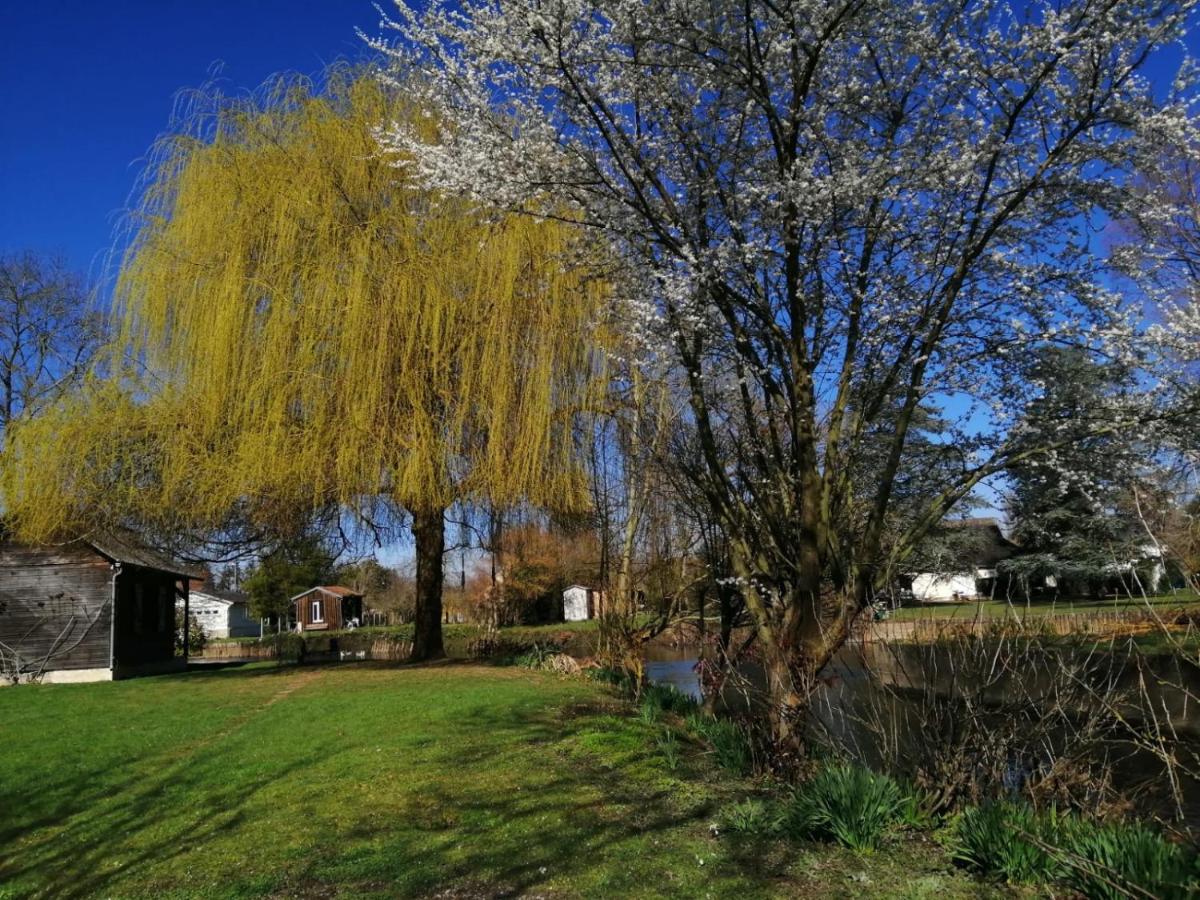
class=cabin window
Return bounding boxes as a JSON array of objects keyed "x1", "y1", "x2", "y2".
[{"x1": 311, "y1": 599, "x2": 324, "y2": 623}]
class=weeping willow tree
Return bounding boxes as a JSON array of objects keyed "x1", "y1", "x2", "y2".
[{"x1": 0, "y1": 66, "x2": 607, "y2": 660}]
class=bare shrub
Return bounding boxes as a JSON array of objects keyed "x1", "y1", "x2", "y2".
[{"x1": 810, "y1": 626, "x2": 1199, "y2": 830}]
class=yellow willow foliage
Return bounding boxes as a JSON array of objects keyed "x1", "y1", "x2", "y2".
[{"x1": 1, "y1": 70, "x2": 607, "y2": 541}]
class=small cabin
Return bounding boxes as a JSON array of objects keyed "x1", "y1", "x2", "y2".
[
  {"x1": 291, "y1": 585, "x2": 363, "y2": 632},
  {"x1": 0, "y1": 532, "x2": 197, "y2": 684},
  {"x1": 184, "y1": 589, "x2": 261, "y2": 639}
]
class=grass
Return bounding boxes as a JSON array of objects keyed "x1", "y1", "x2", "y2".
[
  {"x1": 888, "y1": 590, "x2": 1199, "y2": 622},
  {"x1": 0, "y1": 662, "x2": 999, "y2": 899}
]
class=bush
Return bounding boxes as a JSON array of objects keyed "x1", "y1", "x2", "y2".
[
  {"x1": 511, "y1": 642, "x2": 562, "y2": 669},
  {"x1": 783, "y1": 764, "x2": 907, "y2": 851},
  {"x1": 175, "y1": 614, "x2": 207, "y2": 655},
  {"x1": 686, "y1": 712, "x2": 754, "y2": 776},
  {"x1": 951, "y1": 801, "x2": 1064, "y2": 884},
  {"x1": 1061, "y1": 819, "x2": 1196, "y2": 900}
]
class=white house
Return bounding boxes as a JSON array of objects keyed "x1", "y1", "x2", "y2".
[
  {"x1": 183, "y1": 590, "x2": 261, "y2": 639},
  {"x1": 909, "y1": 519, "x2": 1019, "y2": 603},
  {"x1": 563, "y1": 584, "x2": 599, "y2": 621}
]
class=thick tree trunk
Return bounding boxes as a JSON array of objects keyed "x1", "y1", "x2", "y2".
[{"x1": 411, "y1": 505, "x2": 446, "y2": 662}]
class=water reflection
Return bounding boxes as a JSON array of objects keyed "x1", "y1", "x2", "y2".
[
  {"x1": 643, "y1": 641, "x2": 1200, "y2": 825},
  {"x1": 642, "y1": 643, "x2": 703, "y2": 701}
]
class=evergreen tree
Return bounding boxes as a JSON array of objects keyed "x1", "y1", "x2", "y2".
[{"x1": 1004, "y1": 349, "x2": 1141, "y2": 595}]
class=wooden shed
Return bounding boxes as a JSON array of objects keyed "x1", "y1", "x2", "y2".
[
  {"x1": 0, "y1": 532, "x2": 198, "y2": 684},
  {"x1": 291, "y1": 585, "x2": 363, "y2": 632}
]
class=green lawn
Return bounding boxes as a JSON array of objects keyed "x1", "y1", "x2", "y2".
[
  {"x1": 0, "y1": 663, "x2": 997, "y2": 899},
  {"x1": 888, "y1": 590, "x2": 1199, "y2": 622}
]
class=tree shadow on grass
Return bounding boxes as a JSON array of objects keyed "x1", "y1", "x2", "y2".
[
  {"x1": 277, "y1": 696, "x2": 754, "y2": 898},
  {"x1": 3, "y1": 664, "x2": 765, "y2": 899}
]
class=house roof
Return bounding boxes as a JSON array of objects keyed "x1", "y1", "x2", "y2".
[
  {"x1": 944, "y1": 518, "x2": 1019, "y2": 568},
  {"x1": 85, "y1": 530, "x2": 204, "y2": 579},
  {"x1": 289, "y1": 584, "x2": 363, "y2": 603},
  {"x1": 188, "y1": 589, "x2": 249, "y2": 607}
]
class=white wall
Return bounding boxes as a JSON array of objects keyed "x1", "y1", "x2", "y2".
[
  {"x1": 911, "y1": 572, "x2": 978, "y2": 603},
  {"x1": 563, "y1": 586, "x2": 590, "y2": 621},
  {"x1": 184, "y1": 594, "x2": 262, "y2": 639}
]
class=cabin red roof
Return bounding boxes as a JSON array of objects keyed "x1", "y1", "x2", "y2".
[
  {"x1": 316, "y1": 585, "x2": 360, "y2": 597},
  {"x1": 288, "y1": 584, "x2": 363, "y2": 602}
]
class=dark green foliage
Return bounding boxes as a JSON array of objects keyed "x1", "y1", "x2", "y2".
[
  {"x1": 896, "y1": 784, "x2": 937, "y2": 830},
  {"x1": 951, "y1": 801, "x2": 1063, "y2": 884},
  {"x1": 1003, "y1": 348, "x2": 1142, "y2": 597},
  {"x1": 686, "y1": 712, "x2": 754, "y2": 775},
  {"x1": 783, "y1": 764, "x2": 907, "y2": 851},
  {"x1": 952, "y1": 800, "x2": 1198, "y2": 897},
  {"x1": 639, "y1": 682, "x2": 697, "y2": 715},
  {"x1": 242, "y1": 534, "x2": 337, "y2": 621},
  {"x1": 1060, "y1": 820, "x2": 1195, "y2": 900}
]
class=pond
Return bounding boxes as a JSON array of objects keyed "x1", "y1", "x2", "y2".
[{"x1": 644, "y1": 639, "x2": 1200, "y2": 826}]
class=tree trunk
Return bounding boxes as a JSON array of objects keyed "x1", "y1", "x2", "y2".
[{"x1": 411, "y1": 505, "x2": 446, "y2": 662}]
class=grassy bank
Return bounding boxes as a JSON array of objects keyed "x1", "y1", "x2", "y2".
[
  {"x1": 1, "y1": 663, "x2": 997, "y2": 899},
  {"x1": 887, "y1": 590, "x2": 1199, "y2": 622}
]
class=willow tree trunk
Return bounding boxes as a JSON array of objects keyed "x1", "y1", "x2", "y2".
[{"x1": 410, "y1": 506, "x2": 446, "y2": 661}]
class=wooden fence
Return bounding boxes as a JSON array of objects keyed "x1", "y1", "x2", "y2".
[
  {"x1": 858, "y1": 606, "x2": 1198, "y2": 645},
  {"x1": 194, "y1": 634, "x2": 414, "y2": 663}
]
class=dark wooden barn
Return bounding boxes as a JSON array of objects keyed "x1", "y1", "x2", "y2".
[
  {"x1": 0, "y1": 533, "x2": 197, "y2": 684},
  {"x1": 291, "y1": 585, "x2": 363, "y2": 632}
]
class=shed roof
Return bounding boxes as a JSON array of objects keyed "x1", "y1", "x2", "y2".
[
  {"x1": 85, "y1": 530, "x2": 203, "y2": 579},
  {"x1": 289, "y1": 584, "x2": 363, "y2": 602},
  {"x1": 188, "y1": 588, "x2": 250, "y2": 607}
]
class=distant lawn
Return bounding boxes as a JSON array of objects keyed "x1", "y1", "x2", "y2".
[
  {"x1": 888, "y1": 590, "x2": 1199, "y2": 622},
  {"x1": 0, "y1": 663, "x2": 996, "y2": 899}
]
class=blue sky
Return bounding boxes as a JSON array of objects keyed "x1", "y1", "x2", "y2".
[
  {"x1": 1, "y1": 1, "x2": 380, "y2": 282},
  {"x1": 1, "y1": 1, "x2": 1195, "y2": 557}
]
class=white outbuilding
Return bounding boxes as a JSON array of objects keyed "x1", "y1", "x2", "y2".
[
  {"x1": 183, "y1": 590, "x2": 262, "y2": 639},
  {"x1": 563, "y1": 584, "x2": 600, "y2": 621}
]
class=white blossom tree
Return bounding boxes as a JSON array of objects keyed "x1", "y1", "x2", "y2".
[{"x1": 367, "y1": 0, "x2": 1198, "y2": 747}]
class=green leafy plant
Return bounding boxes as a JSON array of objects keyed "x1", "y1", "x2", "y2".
[
  {"x1": 953, "y1": 800, "x2": 1199, "y2": 897},
  {"x1": 951, "y1": 801, "x2": 1064, "y2": 884},
  {"x1": 686, "y1": 712, "x2": 753, "y2": 776},
  {"x1": 640, "y1": 682, "x2": 698, "y2": 715},
  {"x1": 783, "y1": 764, "x2": 907, "y2": 852},
  {"x1": 656, "y1": 727, "x2": 681, "y2": 771},
  {"x1": 896, "y1": 783, "x2": 937, "y2": 830},
  {"x1": 718, "y1": 798, "x2": 778, "y2": 836},
  {"x1": 1060, "y1": 819, "x2": 1196, "y2": 900},
  {"x1": 512, "y1": 642, "x2": 561, "y2": 670},
  {"x1": 175, "y1": 613, "x2": 207, "y2": 656}
]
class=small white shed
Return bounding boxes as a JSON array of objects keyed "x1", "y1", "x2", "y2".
[
  {"x1": 183, "y1": 590, "x2": 262, "y2": 639},
  {"x1": 563, "y1": 584, "x2": 595, "y2": 621}
]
